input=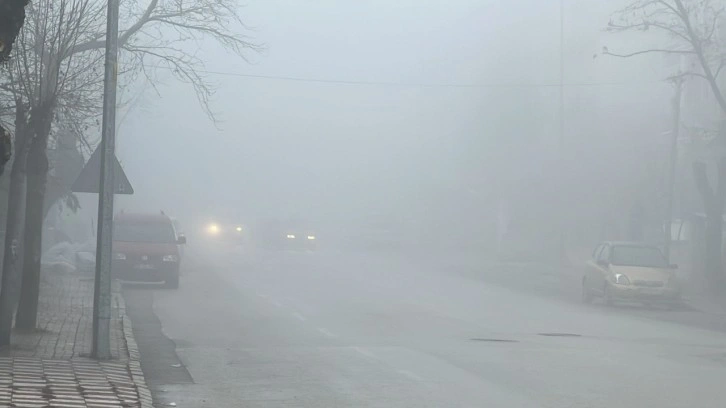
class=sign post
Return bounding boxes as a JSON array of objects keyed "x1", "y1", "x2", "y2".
[{"x1": 90, "y1": 0, "x2": 121, "y2": 360}]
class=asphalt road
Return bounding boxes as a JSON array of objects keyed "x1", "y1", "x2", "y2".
[{"x1": 124, "y1": 244, "x2": 726, "y2": 407}]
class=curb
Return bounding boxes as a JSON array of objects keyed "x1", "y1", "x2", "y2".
[{"x1": 115, "y1": 283, "x2": 155, "y2": 408}]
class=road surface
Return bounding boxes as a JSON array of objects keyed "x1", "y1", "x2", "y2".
[{"x1": 124, "y1": 244, "x2": 726, "y2": 407}]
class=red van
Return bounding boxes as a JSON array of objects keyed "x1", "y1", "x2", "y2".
[{"x1": 112, "y1": 212, "x2": 186, "y2": 288}]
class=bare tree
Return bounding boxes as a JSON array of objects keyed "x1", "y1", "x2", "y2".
[
  {"x1": 0, "y1": 0, "x2": 258, "y2": 341},
  {"x1": 1, "y1": 0, "x2": 106, "y2": 332},
  {"x1": 0, "y1": 0, "x2": 27, "y2": 175},
  {"x1": 606, "y1": 0, "x2": 726, "y2": 285},
  {"x1": 0, "y1": 100, "x2": 28, "y2": 344}
]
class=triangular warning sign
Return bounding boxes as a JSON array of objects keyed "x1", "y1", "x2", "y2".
[{"x1": 71, "y1": 147, "x2": 134, "y2": 194}]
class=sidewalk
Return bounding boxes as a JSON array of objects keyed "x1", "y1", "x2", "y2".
[{"x1": 0, "y1": 270, "x2": 152, "y2": 407}]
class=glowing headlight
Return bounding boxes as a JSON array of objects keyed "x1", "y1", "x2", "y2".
[
  {"x1": 614, "y1": 273, "x2": 630, "y2": 285},
  {"x1": 113, "y1": 253, "x2": 126, "y2": 260},
  {"x1": 236, "y1": 226, "x2": 243, "y2": 232},
  {"x1": 307, "y1": 235, "x2": 316, "y2": 240},
  {"x1": 207, "y1": 223, "x2": 220, "y2": 235},
  {"x1": 286, "y1": 234, "x2": 296, "y2": 239},
  {"x1": 162, "y1": 254, "x2": 179, "y2": 262}
]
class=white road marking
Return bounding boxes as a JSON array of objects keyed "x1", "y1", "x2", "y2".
[
  {"x1": 270, "y1": 299, "x2": 283, "y2": 308},
  {"x1": 398, "y1": 370, "x2": 424, "y2": 382},
  {"x1": 352, "y1": 347, "x2": 378, "y2": 360},
  {"x1": 257, "y1": 293, "x2": 268, "y2": 299},
  {"x1": 317, "y1": 328, "x2": 338, "y2": 338},
  {"x1": 292, "y1": 312, "x2": 307, "y2": 322}
]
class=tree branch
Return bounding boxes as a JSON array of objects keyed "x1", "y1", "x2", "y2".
[
  {"x1": 673, "y1": 0, "x2": 726, "y2": 114},
  {"x1": 68, "y1": 0, "x2": 159, "y2": 55},
  {"x1": 704, "y1": 8, "x2": 723, "y2": 43},
  {"x1": 604, "y1": 48, "x2": 695, "y2": 58},
  {"x1": 670, "y1": 71, "x2": 708, "y2": 81}
]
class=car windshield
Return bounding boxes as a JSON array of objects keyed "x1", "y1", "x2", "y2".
[
  {"x1": 114, "y1": 222, "x2": 176, "y2": 243},
  {"x1": 610, "y1": 246, "x2": 668, "y2": 268}
]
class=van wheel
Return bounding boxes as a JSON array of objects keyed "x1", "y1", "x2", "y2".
[
  {"x1": 581, "y1": 278, "x2": 593, "y2": 304},
  {"x1": 165, "y1": 272, "x2": 180, "y2": 289}
]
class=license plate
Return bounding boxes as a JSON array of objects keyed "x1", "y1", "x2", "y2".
[{"x1": 135, "y1": 264, "x2": 155, "y2": 270}]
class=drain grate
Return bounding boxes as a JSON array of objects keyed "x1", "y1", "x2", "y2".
[
  {"x1": 470, "y1": 338, "x2": 518, "y2": 343},
  {"x1": 538, "y1": 332, "x2": 581, "y2": 337}
]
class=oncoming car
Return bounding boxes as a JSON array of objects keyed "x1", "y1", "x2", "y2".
[
  {"x1": 282, "y1": 230, "x2": 317, "y2": 250},
  {"x1": 255, "y1": 218, "x2": 317, "y2": 251},
  {"x1": 582, "y1": 241, "x2": 681, "y2": 307},
  {"x1": 203, "y1": 221, "x2": 249, "y2": 244}
]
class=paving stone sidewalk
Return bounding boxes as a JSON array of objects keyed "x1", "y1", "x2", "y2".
[{"x1": 0, "y1": 271, "x2": 153, "y2": 407}]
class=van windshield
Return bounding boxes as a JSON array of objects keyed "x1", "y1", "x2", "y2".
[{"x1": 114, "y1": 222, "x2": 176, "y2": 243}]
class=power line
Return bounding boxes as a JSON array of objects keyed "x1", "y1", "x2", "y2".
[{"x1": 155, "y1": 65, "x2": 665, "y2": 89}]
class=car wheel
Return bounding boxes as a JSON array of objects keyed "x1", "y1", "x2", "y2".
[
  {"x1": 603, "y1": 284, "x2": 614, "y2": 306},
  {"x1": 165, "y1": 272, "x2": 180, "y2": 289},
  {"x1": 581, "y1": 278, "x2": 593, "y2": 304}
]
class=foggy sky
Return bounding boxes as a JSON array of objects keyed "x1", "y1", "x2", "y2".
[{"x1": 108, "y1": 0, "x2": 675, "y2": 229}]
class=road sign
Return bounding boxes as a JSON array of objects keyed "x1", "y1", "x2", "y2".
[{"x1": 71, "y1": 146, "x2": 133, "y2": 194}]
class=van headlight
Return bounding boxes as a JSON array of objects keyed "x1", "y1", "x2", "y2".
[{"x1": 307, "y1": 235, "x2": 316, "y2": 240}]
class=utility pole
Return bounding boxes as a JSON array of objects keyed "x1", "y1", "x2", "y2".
[
  {"x1": 664, "y1": 79, "x2": 683, "y2": 262},
  {"x1": 559, "y1": 0, "x2": 565, "y2": 153},
  {"x1": 91, "y1": 0, "x2": 120, "y2": 360},
  {"x1": 558, "y1": 0, "x2": 567, "y2": 265}
]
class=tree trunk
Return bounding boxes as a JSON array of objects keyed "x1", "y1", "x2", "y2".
[
  {"x1": 693, "y1": 159, "x2": 726, "y2": 288},
  {"x1": 705, "y1": 207, "x2": 723, "y2": 284},
  {"x1": 15, "y1": 104, "x2": 52, "y2": 330},
  {"x1": 0, "y1": 126, "x2": 11, "y2": 177},
  {"x1": 0, "y1": 103, "x2": 29, "y2": 345}
]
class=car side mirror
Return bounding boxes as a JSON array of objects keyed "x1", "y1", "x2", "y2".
[
  {"x1": 669, "y1": 264, "x2": 678, "y2": 269},
  {"x1": 177, "y1": 235, "x2": 187, "y2": 245}
]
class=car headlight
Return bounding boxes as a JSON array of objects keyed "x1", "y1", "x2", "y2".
[
  {"x1": 307, "y1": 235, "x2": 316, "y2": 240},
  {"x1": 286, "y1": 234, "x2": 295, "y2": 239},
  {"x1": 207, "y1": 223, "x2": 220, "y2": 235},
  {"x1": 162, "y1": 254, "x2": 179, "y2": 262},
  {"x1": 113, "y1": 253, "x2": 126, "y2": 260},
  {"x1": 236, "y1": 226, "x2": 243, "y2": 232},
  {"x1": 614, "y1": 273, "x2": 630, "y2": 285}
]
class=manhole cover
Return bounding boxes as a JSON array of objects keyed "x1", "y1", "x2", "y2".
[
  {"x1": 538, "y1": 332, "x2": 581, "y2": 337},
  {"x1": 470, "y1": 338, "x2": 518, "y2": 343}
]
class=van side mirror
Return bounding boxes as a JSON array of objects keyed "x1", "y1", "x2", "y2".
[{"x1": 177, "y1": 235, "x2": 187, "y2": 245}]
